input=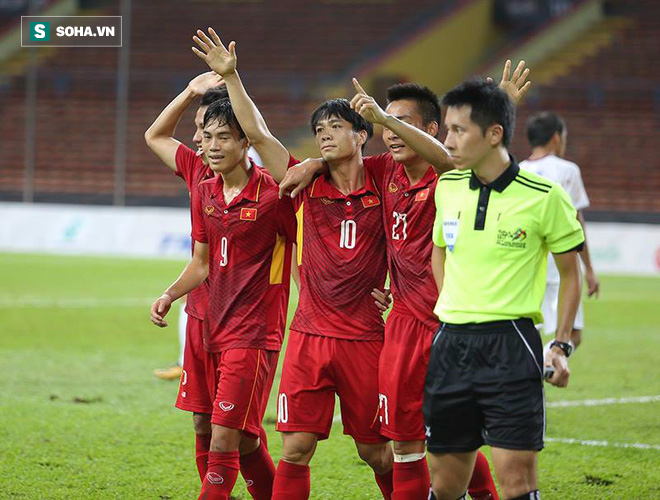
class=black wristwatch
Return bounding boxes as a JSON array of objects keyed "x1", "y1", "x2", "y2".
[{"x1": 549, "y1": 340, "x2": 573, "y2": 358}]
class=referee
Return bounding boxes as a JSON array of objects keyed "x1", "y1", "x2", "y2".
[{"x1": 424, "y1": 80, "x2": 584, "y2": 500}]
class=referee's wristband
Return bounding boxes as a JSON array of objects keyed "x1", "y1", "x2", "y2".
[{"x1": 550, "y1": 340, "x2": 573, "y2": 358}]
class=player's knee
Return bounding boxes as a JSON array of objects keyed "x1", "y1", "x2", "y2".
[
  {"x1": 356, "y1": 442, "x2": 393, "y2": 474},
  {"x1": 496, "y1": 467, "x2": 534, "y2": 498},
  {"x1": 280, "y1": 433, "x2": 316, "y2": 465},
  {"x1": 210, "y1": 425, "x2": 242, "y2": 452},
  {"x1": 430, "y1": 477, "x2": 464, "y2": 500},
  {"x1": 571, "y1": 329, "x2": 582, "y2": 349},
  {"x1": 392, "y1": 439, "x2": 425, "y2": 457},
  {"x1": 192, "y1": 412, "x2": 211, "y2": 435},
  {"x1": 238, "y1": 435, "x2": 260, "y2": 456}
]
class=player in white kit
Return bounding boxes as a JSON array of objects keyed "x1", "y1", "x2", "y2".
[{"x1": 520, "y1": 111, "x2": 599, "y2": 350}]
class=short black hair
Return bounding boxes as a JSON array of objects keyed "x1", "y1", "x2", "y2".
[
  {"x1": 526, "y1": 111, "x2": 566, "y2": 147},
  {"x1": 310, "y1": 99, "x2": 373, "y2": 152},
  {"x1": 442, "y1": 79, "x2": 515, "y2": 147},
  {"x1": 203, "y1": 98, "x2": 245, "y2": 139},
  {"x1": 386, "y1": 83, "x2": 441, "y2": 126},
  {"x1": 200, "y1": 85, "x2": 229, "y2": 107}
]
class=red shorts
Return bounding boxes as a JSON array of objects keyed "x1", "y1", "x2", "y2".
[
  {"x1": 378, "y1": 311, "x2": 435, "y2": 441},
  {"x1": 210, "y1": 348, "x2": 279, "y2": 439},
  {"x1": 176, "y1": 315, "x2": 215, "y2": 414},
  {"x1": 276, "y1": 330, "x2": 386, "y2": 443}
]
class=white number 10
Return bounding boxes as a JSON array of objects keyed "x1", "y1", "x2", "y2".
[{"x1": 340, "y1": 219, "x2": 357, "y2": 249}]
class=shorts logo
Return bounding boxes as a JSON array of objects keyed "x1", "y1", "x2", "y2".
[
  {"x1": 414, "y1": 188, "x2": 430, "y2": 202},
  {"x1": 206, "y1": 472, "x2": 224, "y2": 484},
  {"x1": 240, "y1": 207, "x2": 258, "y2": 221},
  {"x1": 205, "y1": 206, "x2": 215, "y2": 215},
  {"x1": 425, "y1": 425, "x2": 431, "y2": 438},
  {"x1": 219, "y1": 401, "x2": 235, "y2": 412},
  {"x1": 388, "y1": 183, "x2": 398, "y2": 193},
  {"x1": 361, "y1": 195, "x2": 380, "y2": 208},
  {"x1": 245, "y1": 480, "x2": 254, "y2": 487},
  {"x1": 497, "y1": 227, "x2": 528, "y2": 249}
]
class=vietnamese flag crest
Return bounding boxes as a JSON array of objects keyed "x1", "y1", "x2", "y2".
[
  {"x1": 240, "y1": 207, "x2": 258, "y2": 221},
  {"x1": 361, "y1": 195, "x2": 380, "y2": 208},
  {"x1": 414, "y1": 188, "x2": 430, "y2": 202}
]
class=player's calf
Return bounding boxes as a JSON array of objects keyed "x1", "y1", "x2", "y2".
[{"x1": 490, "y1": 448, "x2": 537, "y2": 499}]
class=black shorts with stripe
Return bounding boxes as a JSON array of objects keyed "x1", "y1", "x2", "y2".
[{"x1": 423, "y1": 318, "x2": 545, "y2": 453}]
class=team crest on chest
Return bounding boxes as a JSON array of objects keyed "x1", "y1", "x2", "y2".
[
  {"x1": 204, "y1": 206, "x2": 215, "y2": 215},
  {"x1": 361, "y1": 195, "x2": 381, "y2": 208},
  {"x1": 321, "y1": 197, "x2": 335, "y2": 205},
  {"x1": 388, "y1": 183, "x2": 399, "y2": 193},
  {"x1": 414, "y1": 188, "x2": 430, "y2": 202},
  {"x1": 240, "y1": 207, "x2": 258, "y2": 221}
]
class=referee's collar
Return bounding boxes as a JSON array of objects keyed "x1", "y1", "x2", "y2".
[{"x1": 469, "y1": 155, "x2": 520, "y2": 193}]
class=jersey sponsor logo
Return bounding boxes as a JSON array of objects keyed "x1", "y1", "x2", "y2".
[
  {"x1": 414, "y1": 188, "x2": 430, "y2": 202},
  {"x1": 206, "y1": 472, "x2": 225, "y2": 484},
  {"x1": 361, "y1": 195, "x2": 381, "y2": 208},
  {"x1": 204, "y1": 206, "x2": 215, "y2": 215},
  {"x1": 443, "y1": 219, "x2": 459, "y2": 252},
  {"x1": 388, "y1": 183, "x2": 399, "y2": 193},
  {"x1": 497, "y1": 227, "x2": 528, "y2": 249},
  {"x1": 218, "y1": 401, "x2": 235, "y2": 412},
  {"x1": 240, "y1": 207, "x2": 258, "y2": 221}
]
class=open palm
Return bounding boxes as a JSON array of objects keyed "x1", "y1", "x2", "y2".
[{"x1": 192, "y1": 27, "x2": 237, "y2": 77}]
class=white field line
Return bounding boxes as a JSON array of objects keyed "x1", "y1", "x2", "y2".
[
  {"x1": 331, "y1": 395, "x2": 660, "y2": 424},
  {"x1": 546, "y1": 437, "x2": 660, "y2": 451},
  {"x1": 0, "y1": 297, "x2": 153, "y2": 308},
  {"x1": 547, "y1": 395, "x2": 660, "y2": 408}
]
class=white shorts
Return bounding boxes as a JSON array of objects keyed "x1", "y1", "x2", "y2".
[{"x1": 538, "y1": 282, "x2": 584, "y2": 335}]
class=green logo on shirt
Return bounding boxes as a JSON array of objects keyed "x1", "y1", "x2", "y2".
[{"x1": 497, "y1": 227, "x2": 527, "y2": 248}]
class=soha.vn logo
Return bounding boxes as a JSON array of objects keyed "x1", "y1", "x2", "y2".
[{"x1": 497, "y1": 227, "x2": 528, "y2": 248}]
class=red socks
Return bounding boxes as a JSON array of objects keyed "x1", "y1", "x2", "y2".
[
  {"x1": 240, "y1": 443, "x2": 276, "y2": 500},
  {"x1": 195, "y1": 434, "x2": 212, "y2": 483},
  {"x1": 199, "y1": 450, "x2": 240, "y2": 500},
  {"x1": 272, "y1": 461, "x2": 310, "y2": 500},
  {"x1": 468, "y1": 451, "x2": 499, "y2": 500},
  {"x1": 375, "y1": 469, "x2": 394, "y2": 499},
  {"x1": 392, "y1": 458, "x2": 430, "y2": 499}
]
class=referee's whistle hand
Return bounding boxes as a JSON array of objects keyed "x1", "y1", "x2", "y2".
[
  {"x1": 544, "y1": 349, "x2": 570, "y2": 388},
  {"x1": 150, "y1": 296, "x2": 172, "y2": 328}
]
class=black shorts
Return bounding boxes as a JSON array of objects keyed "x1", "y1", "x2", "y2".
[{"x1": 423, "y1": 318, "x2": 545, "y2": 453}]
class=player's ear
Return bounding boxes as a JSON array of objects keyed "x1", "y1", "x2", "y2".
[
  {"x1": 426, "y1": 121, "x2": 439, "y2": 139},
  {"x1": 488, "y1": 124, "x2": 504, "y2": 147},
  {"x1": 356, "y1": 129, "x2": 368, "y2": 148}
]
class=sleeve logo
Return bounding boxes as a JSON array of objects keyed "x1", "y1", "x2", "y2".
[
  {"x1": 240, "y1": 207, "x2": 258, "y2": 221},
  {"x1": 361, "y1": 195, "x2": 381, "y2": 208},
  {"x1": 442, "y1": 219, "x2": 459, "y2": 252}
]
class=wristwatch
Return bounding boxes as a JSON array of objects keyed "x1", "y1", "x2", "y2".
[{"x1": 549, "y1": 340, "x2": 573, "y2": 358}]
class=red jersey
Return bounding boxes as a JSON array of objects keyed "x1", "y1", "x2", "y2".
[
  {"x1": 175, "y1": 144, "x2": 213, "y2": 320},
  {"x1": 290, "y1": 158, "x2": 387, "y2": 341},
  {"x1": 364, "y1": 153, "x2": 439, "y2": 329},
  {"x1": 192, "y1": 164, "x2": 295, "y2": 352}
]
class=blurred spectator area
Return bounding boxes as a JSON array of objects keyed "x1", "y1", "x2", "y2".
[{"x1": 0, "y1": 0, "x2": 658, "y2": 217}]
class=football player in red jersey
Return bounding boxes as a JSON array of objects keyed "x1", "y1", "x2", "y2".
[
  {"x1": 192, "y1": 27, "x2": 396, "y2": 499},
  {"x1": 150, "y1": 98, "x2": 295, "y2": 500}
]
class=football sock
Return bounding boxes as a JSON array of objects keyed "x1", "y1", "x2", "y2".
[
  {"x1": 375, "y1": 469, "x2": 394, "y2": 499},
  {"x1": 195, "y1": 433, "x2": 211, "y2": 482},
  {"x1": 240, "y1": 443, "x2": 276, "y2": 500},
  {"x1": 272, "y1": 461, "x2": 310, "y2": 500},
  {"x1": 198, "y1": 450, "x2": 239, "y2": 500},
  {"x1": 467, "y1": 451, "x2": 499, "y2": 500},
  {"x1": 392, "y1": 457, "x2": 430, "y2": 499}
]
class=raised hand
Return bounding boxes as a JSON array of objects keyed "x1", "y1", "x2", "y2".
[
  {"x1": 350, "y1": 78, "x2": 388, "y2": 125},
  {"x1": 192, "y1": 27, "x2": 237, "y2": 77},
  {"x1": 187, "y1": 71, "x2": 224, "y2": 97},
  {"x1": 498, "y1": 59, "x2": 531, "y2": 104}
]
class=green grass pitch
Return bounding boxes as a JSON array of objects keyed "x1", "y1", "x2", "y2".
[{"x1": 1, "y1": 253, "x2": 659, "y2": 499}]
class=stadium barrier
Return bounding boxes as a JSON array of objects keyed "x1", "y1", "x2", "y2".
[{"x1": 0, "y1": 202, "x2": 659, "y2": 275}]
